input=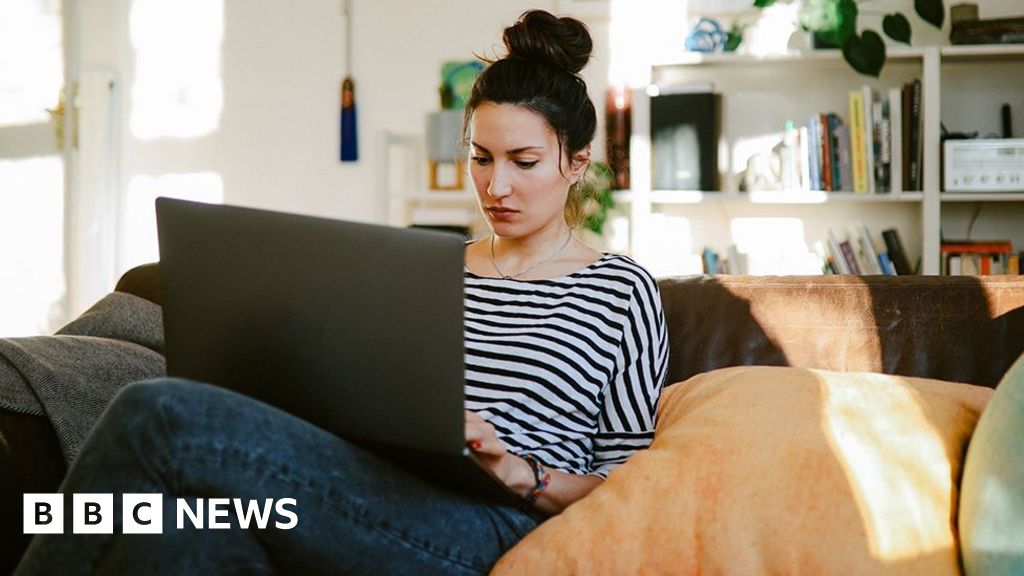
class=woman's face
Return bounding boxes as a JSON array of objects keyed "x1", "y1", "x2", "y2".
[{"x1": 468, "y1": 102, "x2": 587, "y2": 240}]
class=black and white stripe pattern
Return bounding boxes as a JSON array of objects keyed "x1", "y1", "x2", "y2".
[{"x1": 465, "y1": 254, "x2": 668, "y2": 478}]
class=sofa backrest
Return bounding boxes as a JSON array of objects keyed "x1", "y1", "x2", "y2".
[
  {"x1": 115, "y1": 264, "x2": 1024, "y2": 388},
  {"x1": 658, "y1": 275, "x2": 1024, "y2": 388}
]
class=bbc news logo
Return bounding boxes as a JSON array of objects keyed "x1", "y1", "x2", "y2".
[{"x1": 24, "y1": 494, "x2": 298, "y2": 534}]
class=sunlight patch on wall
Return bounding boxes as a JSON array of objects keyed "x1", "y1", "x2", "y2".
[
  {"x1": 124, "y1": 172, "x2": 224, "y2": 269},
  {"x1": 0, "y1": 157, "x2": 64, "y2": 336},
  {"x1": 731, "y1": 217, "x2": 820, "y2": 274},
  {"x1": 609, "y1": 0, "x2": 689, "y2": 87},
  {"x1": 0, "y1": 0, "x2": 62, "y2": 127},
  {"x1": 743, "y1": 2, "x2": 801, "y2": 56},
  {"x1": 129, "y1": 0, "x2": 224, "y2": 139},
  {"x1": 644, "y1": 213, "x2": 702, "y2": 276}
]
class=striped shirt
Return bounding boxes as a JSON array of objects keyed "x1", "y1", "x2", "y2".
[{"x1": 464, "y1": 253, "x2": 669, "y2": 478}]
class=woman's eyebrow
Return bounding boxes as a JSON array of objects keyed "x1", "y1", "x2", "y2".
[{"x1": 469, "y1": 142, "x2": 545, "y2": 154}]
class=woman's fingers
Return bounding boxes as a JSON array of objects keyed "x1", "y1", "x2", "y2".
[{"x1": 464, "y1": 416, "x2": 506, "y2": 457}]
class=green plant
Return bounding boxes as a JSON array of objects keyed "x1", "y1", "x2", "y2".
[
  {"x1": 754, "y1": 0, "x2": 945, "y2": 77},
  {"x1": 581, "y1": 161, "x2": 616, "y2": 236}
]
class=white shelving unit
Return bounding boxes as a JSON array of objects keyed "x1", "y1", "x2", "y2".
[
  {"x1": 937, "y1": 44, "x2": 1024, "y2": 267},
  {"x1": 626, "y1": 45, "x2": 1024, "y2": 275},
  {"x1": 383, "y1": 132, "x2": 482, "y2": 233}
]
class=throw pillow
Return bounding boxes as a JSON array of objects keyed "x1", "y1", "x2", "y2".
[
  {"x1": 492, "y1": 366, "x2": 992, "y2": 575},
  {"x1": 959, "y1": 352, "x2": 1024, "y2": 575}
]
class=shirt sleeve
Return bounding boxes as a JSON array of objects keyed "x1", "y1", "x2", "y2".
[{"x1": 589, "y1": 269, "x2": 669, "y2": 478}]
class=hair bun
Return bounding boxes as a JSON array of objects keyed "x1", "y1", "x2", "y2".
[{"x1": 502, "y1": 10, "x2": 592, "y2": 75}]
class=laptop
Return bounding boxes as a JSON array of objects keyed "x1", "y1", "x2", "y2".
[{"x1": 155, "y1": 197, "x2": 520, "y2": 505}]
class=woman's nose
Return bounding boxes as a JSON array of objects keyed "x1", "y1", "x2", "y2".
[{"x1": 487, "y1": 166, "x2": 512, "y2": 198}]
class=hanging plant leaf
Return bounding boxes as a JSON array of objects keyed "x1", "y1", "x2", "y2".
[
  {"x1": 882, "y1": 13, "x2": 912, "y2": 44},
  {"x1": 800, "y1": 0, "x2": 858, "y2": 46},
  {"x1": 753, "y1": 0, "x2": 776, "y2": 7},
  {"x1": 725, "y1": 31, "x2": 743, "y2": 52},
  {"x1": 915, "y1": 0, "x2": 945, "y2": 29},
  {"x1": 725, "y1": 21, "x2": 744, "y2": 52},
  {"x1": 842, "y1": 30, "x2": 886, "y2": 77}
]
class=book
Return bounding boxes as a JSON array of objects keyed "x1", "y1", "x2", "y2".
[
  {"x1": 839, "y1": 239, "x2": 862, "y2": 275},
  {"x1": 908, "y1": 79, "x2": 923, "y2": 191},
  {"x1": 962, "y1": 254, "x2": 980, "y2": 276},
  {"x1": 947, "y1": 254, "x2": 963, "y2": 275},
  {"x1": 651, "y1": 91, "x2": 721, "y2": 191},
  {"x1": 834, "y1": 122, "x2": 852, "y2": 193},
  {"x1": 901, "y1": 82, "x2": 913, "y2": 191},
  {"x1": 888, "y1": 87, "x2": 903, "y2": 194},
  {"x1": 941, "y1": 240, "x2": 1013, "y2": 276},
  {"x1": 727, "y1": 245, "x2": 748, "y2": 275},
  {"x1": 848, "y1": 90, "x2": 868, "y2": 193},
  {"x1": 861, "y1": 85, "x2": 877, "y2": 194},
  {"x1": 940, "y1": 240, "x2": 1014, "y2": 254},
  {"x1": 701, "y1": 247, "x2": 720, "y2": 274},
  {"x1": 877, "y1": 252, "x2": 897, "y2": 276},
  {"x1": 807, "y1": 114, "x2": 821, "y2": 190},
  {"x1": 882, "y1": 228, "x2": 914, "y2": 275},
  {"x1": 873, "y1": 99, "x2": 891, "y2": 193},
  {"x1": 798, "y1": 125, "x2": 811, "y2": 192},
  {"x1": 854, "y1": 222, "x2": 883, "y2": 275},
  {"x1": 827, "y1": 229, "x2": 851, "y2": 274},
  {"x1": 951, "y1": 16, "x2": 1024, "y2": 45}
]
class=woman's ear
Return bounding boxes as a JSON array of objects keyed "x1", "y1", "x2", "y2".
[{"x1": 570, "y1": 145, "x2": 592, "y2": 183}]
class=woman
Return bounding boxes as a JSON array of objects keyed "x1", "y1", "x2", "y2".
[{"x1": 17, "y1": 10, "x2": 667, "y2": 575}]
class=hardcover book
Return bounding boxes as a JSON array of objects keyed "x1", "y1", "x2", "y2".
[
  {"x1": 849, "y1": 90, "x2": 868, "y2": 193},
  {"x1": 651, "y1": 90, "x2": 721, "y2": 191},
  {"x1": 882, "y1": 228, "x2": 914, "y2": 275}
]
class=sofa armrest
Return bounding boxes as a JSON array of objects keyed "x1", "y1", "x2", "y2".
[
  {"x1": 658, "y1": 275, "x2": 1024, "y2": 388},
  {"x1": 0, "y1": 411, "x2": 65, "y2": 575},
  {"x1": 115, "y1": 263, "x2": 161, "y2": 306}
]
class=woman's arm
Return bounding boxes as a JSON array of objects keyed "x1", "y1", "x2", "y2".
[{"x1": 465, "y1": 411, "x2": 602, "y2": 515}]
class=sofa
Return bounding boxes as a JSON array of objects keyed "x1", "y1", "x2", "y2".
[{"x1": 2, "y1": 264, "x2": 1023, "y2": 573}]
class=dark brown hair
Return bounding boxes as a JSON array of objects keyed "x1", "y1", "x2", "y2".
[{"x1": 465, "y1": 10, "x2": 597, "y2": 227}]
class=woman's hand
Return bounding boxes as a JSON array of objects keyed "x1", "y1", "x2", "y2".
[
  {"x1": 464, "y1": 411, "x2": 534, "y2": 496},
  {"x1": 464, "y1": 410, "x2": 604, "y2": 515}
]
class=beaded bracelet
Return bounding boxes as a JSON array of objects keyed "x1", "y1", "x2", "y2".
[{"x1": 521, "y1": 453, "x2": 551, "y2": 503}]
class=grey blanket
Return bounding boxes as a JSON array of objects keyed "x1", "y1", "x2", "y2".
[{"x1": 0, "y1": 292, "x2": 166, "y2": 463}]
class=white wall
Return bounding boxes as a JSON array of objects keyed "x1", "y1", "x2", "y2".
[{"x1": 78, "y1": 0, "x2": 626, "y2": 279}]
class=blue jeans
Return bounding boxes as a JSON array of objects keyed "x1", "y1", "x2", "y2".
[{"x1": 16, "y1": 379, "x2": 541, "y2": 575}]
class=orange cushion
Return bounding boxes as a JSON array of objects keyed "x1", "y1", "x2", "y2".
[{"x1": 492, "y1": 366, "x2": 992, "y2": 575}]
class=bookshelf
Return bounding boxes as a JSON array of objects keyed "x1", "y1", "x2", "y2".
[
  {"x1": 383, "y1": 131, "x2": 483, "y2": 234},
  {"x1": 938, "y1": 45, "x2": 1024, "y2": 274},
  {"x1": 627, "y1": 44, "x2": 1024, "y2": 276}
]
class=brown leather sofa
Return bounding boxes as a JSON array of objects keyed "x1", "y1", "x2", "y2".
[{"x1": 2, "y1": 264, "x2": 1023, "y2": 572}]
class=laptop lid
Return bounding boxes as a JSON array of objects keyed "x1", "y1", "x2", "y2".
[{"x1": 155, "y1": 197, "x2": 467, "y2": 457}]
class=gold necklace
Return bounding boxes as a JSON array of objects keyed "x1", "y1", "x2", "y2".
[{"x1": 489, "y1": 231, "x2": 574, "y2": 280}]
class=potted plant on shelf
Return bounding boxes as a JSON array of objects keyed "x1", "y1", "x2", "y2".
[
  {"x1": 754, "y1": 0, "x2": 946, "y2": 76},
  {"x1": 582, "y1": 161, "x2": 617, "y2": 236}
]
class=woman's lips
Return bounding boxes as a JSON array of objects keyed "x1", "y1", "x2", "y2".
[{"x1": 487, "y1": 207, "x2": 519, "y2": 221}]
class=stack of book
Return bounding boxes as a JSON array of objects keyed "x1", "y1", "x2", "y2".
[
  {"x1": 951, "y1": 16, "x2": 1024, "y2": 45},
  {"x1": 699, "y1": 245, "x2": 752, "y2": 275},
  {"x1": 822, "y1": 224, "x2": 915, "y2": 275},
  {"x1": 798, "y1": 81, "x2": 924, "y2": 193},
  {"x1": 941, "y1": 240, "x2": 1020, "y2": 275}
]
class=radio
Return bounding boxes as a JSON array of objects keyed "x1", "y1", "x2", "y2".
[{"x1": 944, "y1": 138, "x2": 1024, "y2": 192}]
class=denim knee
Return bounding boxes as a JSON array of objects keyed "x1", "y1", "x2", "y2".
[{"x1": 98, "y1": 378, "x2": 212, "y2": 443}]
